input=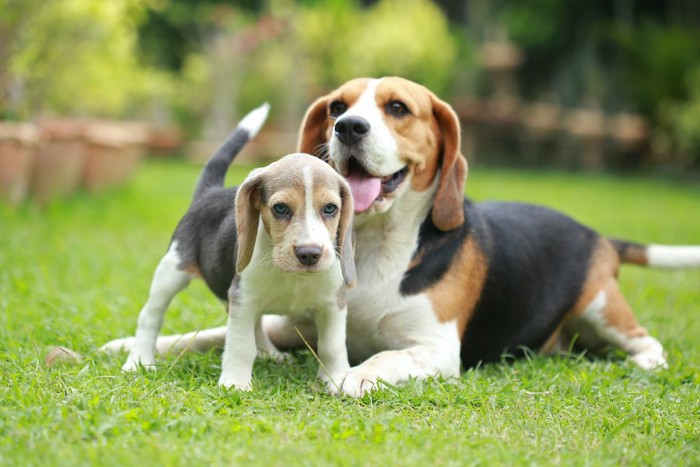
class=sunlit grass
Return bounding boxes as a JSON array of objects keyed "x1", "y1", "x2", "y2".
[{"x1": 1, "y1": 160, "x2": 699, "y2": 465}]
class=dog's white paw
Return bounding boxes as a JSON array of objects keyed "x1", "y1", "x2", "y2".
[
  {"x1": 259, "y1": 349, "x2": 291, "y2": 364},
  {"x1": 218, "y1": 374, "x2": 253, "y2": 391},
  {"x1": 121, "y1": 351, "x2": 156, "y2": 372},
  {"x1": 99, "y1": 337, "x2": 136, "y2": 354},
  {"x1": 629, "y1": 336, "x2": 668, "y2": 370},
  {"x1": 631, "y1": 351, "x2": 668, "y2": 370},
  {"x1": 318, "y1": 371, "x2": 346, "y2": 396},
  {"x1": 339, "y1": 370, "x2": 379, "y2": 398}
]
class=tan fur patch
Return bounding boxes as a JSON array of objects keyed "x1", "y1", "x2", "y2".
[
  {"x1": 426, "y1": 237, "x2": 488, "y2": 338},
  {"x1": 538, "y1": 323, "x2": 564, "y2": 354},
  {"x1": 570, "y1": 238, "x2": 647, "y2": 337},
  {"x1": 182, "y1": 264, "x2": 203, "y2": 279}
]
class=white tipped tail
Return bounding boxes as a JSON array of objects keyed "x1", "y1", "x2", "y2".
[
  {"x1": 238, "y1": 102, "x2": 270, "y2": 139},
  {"x1": 647, "y1": 244, "x2": 700, "y2": 269}
]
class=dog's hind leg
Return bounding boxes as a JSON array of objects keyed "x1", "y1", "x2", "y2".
[
  {"x1": 254, "y1": 317, "x2": 289, "y2": 362},
  {"x1": 564, "y1": 284, "x2": 667, "y2": 369},
  {"x1": 120, "y1": 243, "x2": 192, "y2": 371},
  {"x1": 261, "y1": 314, "x2": 318, "y2": 351},
  {"x1": 562, "y1": 241, "x2": 667, "y2": 369}
]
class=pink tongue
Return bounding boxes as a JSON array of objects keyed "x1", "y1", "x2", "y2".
[{"x1": 346, "y1": 171, "x2": 382, "y2": 213}]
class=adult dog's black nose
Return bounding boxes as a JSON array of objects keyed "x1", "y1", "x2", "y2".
[
  {"x1": 334, "y1": 116, "x2": 370, "y2": 145},
  {"x1": 295, "y1": 245, "x2": 322, "y2": 266}
]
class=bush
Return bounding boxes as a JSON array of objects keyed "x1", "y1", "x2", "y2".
[
  {"x1": 8, "y1": 0, "x2": 171, "y2": 118},
  {"x1": 297, "y1": 0, "x2": 458, "y2": 97},
  {"x1": 670, "y1": 67, "x2": 700, "y2": 165}
]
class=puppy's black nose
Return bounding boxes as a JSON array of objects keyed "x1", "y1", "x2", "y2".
[
  {"x1": 334, "y1": 116, "x2": 370, "y2": 145},
  {"x1": 295, "y1": 245, "x2": 322, "y2": 266}
]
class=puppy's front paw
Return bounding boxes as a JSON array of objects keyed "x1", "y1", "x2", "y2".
[
  {"x1": 218, "y1": 374, "x2": 253, "y2": 391},
  {"x1": 122, "y1": 351, "x2": 156, "y2": 372},
  {"x1": 339, "y1": 370, "x2": 379, "y2": 398}
]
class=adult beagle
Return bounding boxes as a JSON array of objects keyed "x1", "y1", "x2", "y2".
[
  {"x1": 104, "y1": 104, "x2": 355, "y2": 392},
  {"x1": 285, "y1": 76, "x2": 700, "y2": 396},
  {"x1": 103, "y1": 77, "x2": 700, "y2": 397}
]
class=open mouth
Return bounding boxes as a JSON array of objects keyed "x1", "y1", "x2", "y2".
[{"x1": 345, "y1": 158, "x2": 408, "y2": 213}]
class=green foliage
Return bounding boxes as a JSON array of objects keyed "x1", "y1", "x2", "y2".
[
  {"x1": 611, "y1": 21, "x2": 700, "y2": 117},
  {"x1": 670, "y1": 67, "x2": 700, "y2": 163},
  {"x1": 165, "y1": 0, "x2": 462, "y2": 135},
  {"x1": 1, "y1": 161, "x2": 700, "y2": 464},
  {"x1": 6, "y1": 0, "x2": 171, "y2": 118},
  {"x1": 298, "y1": 0, "x2": 458, "y2": 96},
  {"x1": 136, "y1": 0, "x2": 264, "y2": 72}
]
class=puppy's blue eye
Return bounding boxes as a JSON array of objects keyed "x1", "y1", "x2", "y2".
[
  {"x1": 272, "y1": 203, "x2": 290, "y2": 216},
  {"x1": 322, "y1": 204, "x2": 338, "y2": 216}
]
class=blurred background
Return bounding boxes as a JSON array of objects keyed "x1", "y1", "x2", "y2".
[{"x1": 2, "y1": 0, "x2": 700, "y2": 203}]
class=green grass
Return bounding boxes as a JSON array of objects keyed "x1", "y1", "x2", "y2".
[{"x1": 1, "y1": 160, "x2": 699, "y2": 466}]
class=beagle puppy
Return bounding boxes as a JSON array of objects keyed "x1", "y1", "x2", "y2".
[
  {"x1": 103, "y1": 77, "x2": 700, "y2": 397},
  {"x1": 104, "y1": 103, "x2": 354, "y2": 392}
]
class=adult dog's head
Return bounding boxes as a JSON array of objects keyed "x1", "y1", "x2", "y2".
[{"x1": 298, "y1": 77, "x2": 467, "y2": 231}]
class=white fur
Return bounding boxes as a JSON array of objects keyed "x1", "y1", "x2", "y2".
[
  {"x1": 647, "y1": 244, "x2": 700, "y2": 269},
  {"x1": 301, "y1": 165, "x2": 334, "y2": 250},
  {"x1": 238, "y1": 102, "x2": 270, "y2": 139}
]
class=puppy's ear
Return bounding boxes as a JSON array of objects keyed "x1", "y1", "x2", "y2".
[
  {"x1": 298, "y1": 96, "x2": 330, "y2": 157},
  {"x1": 235, "y1": 169, "x2": 264, "y2": 273},
  {"x1": 337, "y1": 178, "x2": 356, "y2": 288},
  {"x1": 430, "y1": 93, "x2": 467, "y2": 231}
]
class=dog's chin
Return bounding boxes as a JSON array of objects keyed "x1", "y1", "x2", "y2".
[{"x1": 274, "y1": 261, "x2": 334, "y2": 276}]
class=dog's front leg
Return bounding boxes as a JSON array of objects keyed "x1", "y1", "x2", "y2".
[
  {"x1": 340, "y1": 304, "x2": 462, "y2": 397},
  {"x1": 218, "y1": 300, "x2": 258, "y2": 391},
  {"x1": 314, "y1": 305, "x2": 351, "y2": 395},
  {"x1": 340, "y1": 344, "x2": 460, "y2": 397}
]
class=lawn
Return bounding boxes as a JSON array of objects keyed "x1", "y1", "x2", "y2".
[{"x1": 1, "y1": 159, "x2": 699, "y2": 466}]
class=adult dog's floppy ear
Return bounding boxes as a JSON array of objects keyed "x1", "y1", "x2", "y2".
[
  {"x1": 235, "y1": 168, "x2": 265, "y2": 273},
  {"x1": 337, "y1": 178, "x2": 356, "y2": 288},
  {"x1": 298, "y1": 95, "x2": 330, "y2": 157},
  {"x1": 430, "y1": 93, "x2": 467, "y2": 231}
]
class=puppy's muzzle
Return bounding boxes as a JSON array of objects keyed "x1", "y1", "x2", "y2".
[
  {"x1": 295, "y1": 244, "x2": 323, "y2": 266},
  {"x1": 335, "y1": 116, "x2": 370, "y2": 145}
]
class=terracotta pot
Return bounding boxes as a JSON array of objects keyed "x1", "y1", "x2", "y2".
[
  {"x1": 148, "y1": 125, "x2": 183, "y2": 157},
  {"x1": 82, "y1": 120, "x2": 149, "y2": 192},
  {"x1": 0, "y1": 122, "x2": 37, "y2": 204},
  {"x1": 33, "y1": 119, "x2": 87, "y2": 204}
]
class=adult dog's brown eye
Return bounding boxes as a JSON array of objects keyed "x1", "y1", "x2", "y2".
[
  {"x1": 329, "y1": 101, "x2": 347, "y2": 118},
  {"x1": 386, "y1": 100, "x2": 410, "y2": 117}
]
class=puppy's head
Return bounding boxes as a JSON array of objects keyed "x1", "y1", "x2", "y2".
[
  {"x1": 298, "y1": 77, "x2": 467, "y2": 231},
  {"x1": 235, "y1": 153, "x2": 355, "y2": 287}
]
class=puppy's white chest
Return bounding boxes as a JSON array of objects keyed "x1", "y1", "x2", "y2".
[{"x1": 240, "y1": 264, "x2": 343, "y2": 317}]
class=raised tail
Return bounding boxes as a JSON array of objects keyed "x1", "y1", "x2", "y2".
[
  {"x1": 192, "y1": 102, "x2": 270, "y2": 200},
  {"x1": 609, "y1": 238, "x2": 700, "y2": 269}
]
